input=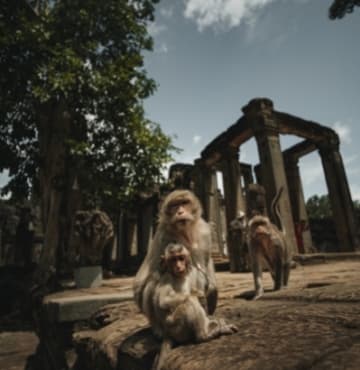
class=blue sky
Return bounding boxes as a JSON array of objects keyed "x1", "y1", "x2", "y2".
[
  {"x1": 143, "y1": 0, "x2": 360, "y2": 201},
  {"x1": 1, "y1": 1, "x2": 358, "y2": 202}
]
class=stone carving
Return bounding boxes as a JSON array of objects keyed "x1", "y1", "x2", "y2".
[{"x1": 72, "y1": 210, "x2": 114, "y2": 267}]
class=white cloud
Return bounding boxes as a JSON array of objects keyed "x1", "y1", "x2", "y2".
[
  {"x1": 183, "y1": 0, "x2": 277, "y2": 31},
  {"x1": 157, "y1": 43, "x2": 169, "y2": 54},
  {"x1": 147, "y1": 22, "x2": 167, "y2": 37},
  {"x1": 344, "y1": 154, "x2": 358, "y2": 166},
  {"x1": 350, "y1": 184, "x2": 360, "y2": 201},
  {"x1": 193, "y1": 135, "x2": 202, "y2": 144},
  {"x1": 332, "y1": 121, "x2": 352, "y2": 144},
  {"x1": 160, "y1": 7, "x2": 174, "y2": 19},
  {"x1": 299, "y1": 156, "x2": 323, "y2": 187},
  {"x1": 239, "y1": 147, "x2": 247, "y2": 162}
]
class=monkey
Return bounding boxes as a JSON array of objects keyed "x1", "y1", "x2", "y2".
[
  {"x1": 133, "y1": 190, "x2": 218, "y2": 337},
  {"x1": 152, "y1": 243, "x2": 237, "y2": 370},
  {"x1": 247, "y1": 187, "x2": 292, "y2": 300}
]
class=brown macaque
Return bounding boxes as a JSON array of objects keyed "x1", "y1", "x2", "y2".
[
  {"x1": 247, "y1": 214, "x2": 291, "y2": 300},
  {"x1": 152, "y1": 243, "x2": 237, "y2": 370},
  {"x1": 133, "y1": 190, "x2": 218, "y2": 337}
]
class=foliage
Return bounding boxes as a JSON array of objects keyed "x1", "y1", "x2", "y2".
[
  {"x1": 306, "y1": 194, "x2": 360, "y2": 219},
  {"x1": 0, "y1": 0, "x2": 177, "y2": 209},
  {"x1": 306, "y1": 195, "x2": 332, "y2": 219},
  {"x1": 329, "y1": 0, "x2": 360, "y2": 19}
]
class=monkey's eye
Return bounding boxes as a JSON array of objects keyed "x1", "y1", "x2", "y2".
[
  {"x1": 170, "y1": 255, "x2": 186, "y2": 263},
  {"x1": 169, "y1": 199, "x2": 190, "y2": 210}
]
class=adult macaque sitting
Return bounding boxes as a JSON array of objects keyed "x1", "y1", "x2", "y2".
[
  {"x1": 152, "y1": 243, "x2": 237, "y2": 370},
  {"x1": 133, "y1": 190, "x2": 218, "y2": 337}
]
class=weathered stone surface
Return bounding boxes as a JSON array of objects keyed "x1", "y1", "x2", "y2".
[
  {"x1": 42, "y1": 278, "x2": 133, "y2": 322},
  {"x1": 73, "y1": 302, "x2": 150, "y2": 370},
  {"x1": 44, "y1": 292, "x2": 132, "y2": 322},
  {"x1": 0, "y1": 331, "x2": 38, "y2": 370},
  {"x1": 72, "y1": 259, "x2": 360, "y2": 370}
]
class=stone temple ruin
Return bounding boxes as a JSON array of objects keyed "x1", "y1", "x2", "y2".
[
  {"x1": 108, "y1": 97, "x2": 359, "y2": 275},
  {"x1": 0, "y1": 98, "x2": 358, "y2": 276},
  {"x1": 167, "y1": 98, "x2": 359, "y2": 272},
  {"x1": 2, "y1": 98, "x2": 360, "y2": 370}
]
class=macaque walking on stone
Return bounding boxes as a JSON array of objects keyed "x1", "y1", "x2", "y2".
[{"x1": 247, "y1": 188, "x2": 292, "y2": 299}]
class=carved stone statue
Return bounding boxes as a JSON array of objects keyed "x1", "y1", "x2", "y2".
[{"x1": 72, "y1": 210, "x2": 114, "y2": 267}]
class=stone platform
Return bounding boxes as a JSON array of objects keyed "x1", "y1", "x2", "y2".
[{"x1": 70, "y1": 258, "x2": 360, "y2": 370}]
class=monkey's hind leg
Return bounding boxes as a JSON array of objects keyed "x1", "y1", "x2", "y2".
[
  {"x1": 283, "y1": 261, "x2": 291, "y2": 287},
  {"x1": 252, "y1": 252, "x2": 264, "y2": 300},
  {"x1": 273, "y1": 257, "x2": 284, "y2": 291},
  {"x1": 152, "y1": 338, "x2": 173, "y2": 370}
]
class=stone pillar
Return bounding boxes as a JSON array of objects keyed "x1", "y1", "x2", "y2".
[
  {"x1": 318, "y1": 139, "x2": 359, "y2": 251},
  {"x1": 193, "y1": 159, "x2": 207, "y2": 216},
  {"x1": 193, "y1": 160, "x2": 224, "y2": 254},
  {"x1": 254, "y1": 164, "x2": 262, "y2": 186},
  {"x1": 117, "y1": 211, "x2": 135, "y2": 268},
  {"x1": 240, "y1": 164, "x2": 254, "y2": 189},
  {"x1": 207, "y1": 169, "x2": 224, "y2": 254},
  {"x1": 214, "y1": 188, "x2": 227, "y2": 256},
  {"x1": 284, "y1": 156, "x2": 313, "y2": 254},
  {"x1": 246, "y1": 183, "x2": 267, "y2": 217},
  {"x1": 201, "y1": 165, "x2": 214, "y2": 222},
  {"x1": 221, "y1": 147, "x2": 247, "y2": 272},
  {"x1": 137, "y1": 196, "x2": 157, "y2": 259},
  {"x1": 243, "y1": 98, "x2": 297, "y2": 254}
]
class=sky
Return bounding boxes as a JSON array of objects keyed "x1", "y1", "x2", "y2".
[{"x1": 143, "y1": 0, "x2": 360, "y2": 201}]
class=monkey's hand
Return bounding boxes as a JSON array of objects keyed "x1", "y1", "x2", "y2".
[{"x1": 159, "y1": 293, "x2": 189, "y2": 310}]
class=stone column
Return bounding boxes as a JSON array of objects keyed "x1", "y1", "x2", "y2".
[
  {"x1": 284, "y1": 156, "x2": 313, "y2": 254},
  {"x1": 193, "y1": 160, "x2": 224, "y2": 253},
  {"x1": 240, "y1": 164, "x2": 254, "y2": 189},
  {"x1": 221, "y1": 146, "x2": 246, "y2": 272},
  {"x1": 244, "y1": 99, "x2": 297, "y2": 254},
  {"x1": 214, "y1": 187, "x2": 227, "y2": 256},
  {"x1": 207, "y1": 169, "x2": 224, "y2": 254},
  {"x1": 318, "y1": 139, "x2": 359, "y2": 251},
  {"x1": 137, "y1": 196, "x2": 157, "y2": 259},
  {"x1": 254, "y1": 164, "x2": 262, "y2": 186},
  {"x1": 117, "y1": 211, "x2": 135, "y2": 268},
  {"x1": 193, "y1": 159, "x2": 207, "y2": 216}
]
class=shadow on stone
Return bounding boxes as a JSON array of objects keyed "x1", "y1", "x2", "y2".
[
  {"x1": 117, "y1": 327, "x2": 161, "y2": 370},
  {"x1": 304, "y1": 282, "x2": 333, "y2": 289},
  {"x1": 234, "y1": 289, "x2": 273, "y2": 300}
]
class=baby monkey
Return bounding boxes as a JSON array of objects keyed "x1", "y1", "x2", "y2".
[{"x1": 152, "y1": 243, "x2": 237, "y2": 370}]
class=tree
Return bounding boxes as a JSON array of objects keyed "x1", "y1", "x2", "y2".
[
  {"x1": 306, "y1": 194, "x2": 360, "y2": 219},
  {"x1": 0, "y1": 0, "x2": 177, "y2": 279},
  {"x1": 329, "y1": 0, "x2": 360, "y2": 19},
  {"x1": 306, "y1": 195, "x2": 333, "y2": 219}
]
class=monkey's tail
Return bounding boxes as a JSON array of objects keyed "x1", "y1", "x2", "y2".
[{"x1": 270, "y1": 186, "x2": 285, "y2": 234}]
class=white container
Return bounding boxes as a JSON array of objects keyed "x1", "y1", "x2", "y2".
[{"x1": 74, "y1": 265, "x2": 103, "y2": 288}]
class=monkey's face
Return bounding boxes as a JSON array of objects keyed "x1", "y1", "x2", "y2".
[
  {"x1": 168, "y1": 198, "x2": 195, "y2": 229},
  {"x1": 168, "y1": 252, "x2": 188, "y2": 279}
]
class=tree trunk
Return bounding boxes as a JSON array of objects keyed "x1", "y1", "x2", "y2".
[{"x1": 35, "y1": 98, "x2": 73, "y2": 282}]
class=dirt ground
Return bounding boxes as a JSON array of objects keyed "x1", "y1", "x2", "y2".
[{"x1": 1, "y1": 257, "x2": 360, "y2": 370}]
